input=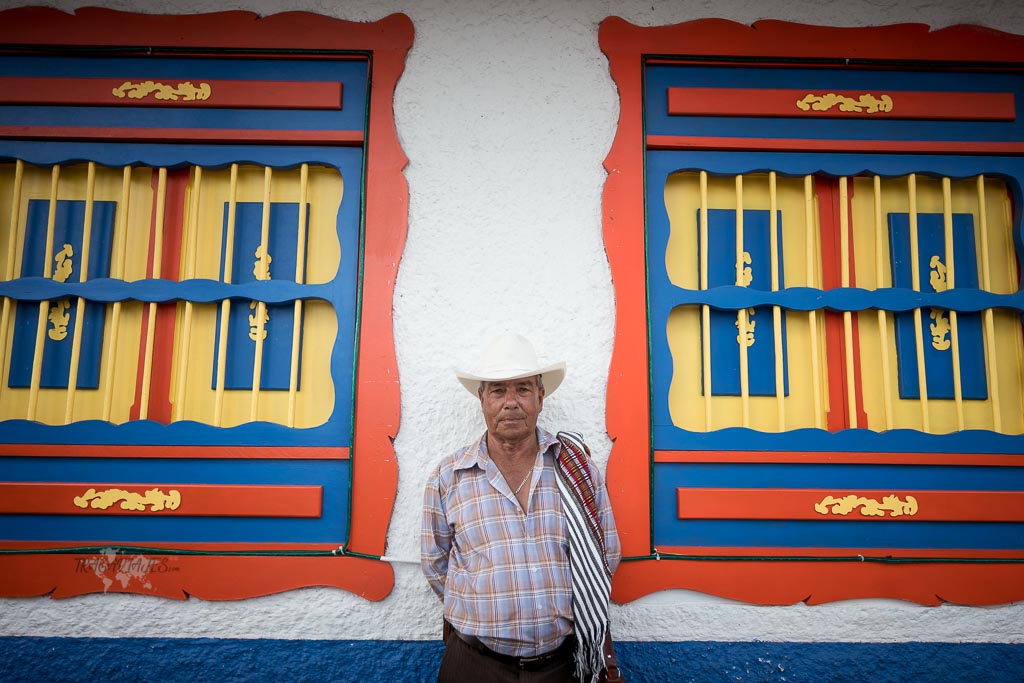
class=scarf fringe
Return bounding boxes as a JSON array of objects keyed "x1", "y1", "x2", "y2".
[{"x1": 573, "y1": 624, "x2": 608, "y2": 683}]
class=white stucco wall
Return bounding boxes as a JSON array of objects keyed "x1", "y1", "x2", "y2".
[{"x1": 2, "y1": 0, "x2": 1023, "y2": 646}]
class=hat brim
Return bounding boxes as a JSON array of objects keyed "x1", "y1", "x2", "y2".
[{"x1": 455, "y1": 362, "x2": 566, "y2": 397}]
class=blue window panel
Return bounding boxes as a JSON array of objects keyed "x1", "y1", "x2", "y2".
[
  {"x1": 652, "y1": 518, "x2": 1024, "y2": 550},
  {"x1": 0, "y1": 56, "x2": 369, "y2": 135},
  {"x1": 644, "y1": 63, "x2": 1024, "y2": 145},
  {"x1": 698, "y1": 208, "x2": 788, "y2": 396},
  {"x1": 656, "y1": 461, "x2": 1024, "y2": 491},
  {"x1": 0, "y1": 143, "x2": 362, "y2": 447},
  {"x1": 9, "y1": 199, "x2": 115, "y2": 389},
  {"x1": 888, "y1": 212, "x2": 987, "y2": 399},
  {"x1": 652, "y1": 462, "x2": 1024, "y2": 550},
  {"x1": 212, "y1": 202, "x2": 308, "y2": 391},
  {"x1": 0, "y1": 456, "x2": 349, "y2": 544}
]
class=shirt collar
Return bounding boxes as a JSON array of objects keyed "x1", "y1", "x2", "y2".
[{"x1": 454, "y1": 427, "x2": 558, "y2": 472}]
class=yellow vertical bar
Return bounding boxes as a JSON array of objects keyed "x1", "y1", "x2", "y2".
[
  {"x1": 213, "y1": 163, "x2": 239, "y2": 426},
  {"x1": 138, "y1": 167, "x2": 166, "y2": 421},
  {"x1": 27, "y1": 164, "x2": 61, "y2": 421},
  {"x1": 873, "y1": 175, "x2": 893, "y2": 430},
  {"x1": 839, "y1": 177, "x2": 857, "y2": 429},
  {"x1": 1003, "y1": 193, "x2": 1021, "y2": 429},
  {"x1": 907, "y1": 174, "x2": 930, "y2": 432},
  {"x1": 975, "y1": 175, "x2": 1001, "y2": 431},
  {"x1": 804, "y1": 175, "x2": 823, "y2": 429},
  {"x1": 0, "y1": 159, "x2": 25, "y2": 406},
  {"x1": 0, "y1": 160, "x2": 22, "y2": 277},
  {"x1": 699, "y1": 170, "x2": 712, "y2": 430},
  {"x1": 64, "y1": 162, "x2": 97, "y2": 423},
  {"x1": 249, "y1": 166, "x2": 272, "y2": 421},
  {"x1": 768, "y1": 172, "x2": 785, "y2": 430},
  {"x1": 287, "y1": 164, "x2": 309, "y2": 428},
  {"x1": 734, "y1": 174, "x2": 750, "y2": 428},
  {"x1": 173, "y1": 166, "x2": 203, "y2": 422},
  {"x1": 100, "y1": 166, "x2": 131, "y2": 422},
  {"x1": 942, "y1": 177, "x2": 965, "y2": 430}
]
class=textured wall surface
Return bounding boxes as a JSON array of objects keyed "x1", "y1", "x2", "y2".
[
  {"x1": 1, "y1": 0, "x2": 1024, "y2": 678},
  {"x1": 5, "y1": 637, "x2": 1024, "y2": 683}
]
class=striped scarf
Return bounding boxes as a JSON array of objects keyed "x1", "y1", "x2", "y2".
[{"x1": 555, "y1": 431, "x2": 611, "y2": 683}]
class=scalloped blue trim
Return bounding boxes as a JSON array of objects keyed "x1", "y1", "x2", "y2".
[
  {"x1": 0, "y1": 277, "x2": 337, "y2": 304},
  {"x1": 651, "y1": 284, "x2": 1024, "y2": 313},
  {"x1": 652, "y1": 425, "x2": 1024, "y2": 454},
  {"x1": 0, "y1": 418, "x2": 350, "y2": 447}
]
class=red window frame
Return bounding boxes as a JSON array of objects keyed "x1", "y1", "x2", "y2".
[
  {"x1": 0, "y1": 7, "x2": 411, "y2": 600},
  {"x1": 601, "y1": 17, "x2": 1024, "y2": 605}
]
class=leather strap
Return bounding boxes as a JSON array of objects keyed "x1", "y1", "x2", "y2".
[{"x1": 602, "y1": 631, "x2": 624, "y2": 682}]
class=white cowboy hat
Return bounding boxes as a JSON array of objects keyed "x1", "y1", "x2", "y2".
[{"x1": 455, "y1": 333, "x2": 566, "y2": 396}]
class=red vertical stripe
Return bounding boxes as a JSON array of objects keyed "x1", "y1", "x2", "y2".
[
  {"x1": 817, "y1": 179, "x2": 849, "y2": 431},
  {"x1": 146, "y1": 169, "x2": 189, "y2": 424},
  {"x1": 129, "y1": 170, "x2": 160, "y2": 421},
  {"x1": 815, "y1": 178, "x2": 871, "y2": 431},
  {"x1": 842, "y1": 181, "x2": 870, "y2": 428}
]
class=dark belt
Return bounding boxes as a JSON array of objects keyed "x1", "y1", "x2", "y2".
[{"x1": 448, "y1": 625, "x2": 575, "y2": 670}]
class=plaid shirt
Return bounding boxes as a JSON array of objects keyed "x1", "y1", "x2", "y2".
[{"x1": 421, "y1": 428, "x2": 621, "y2": 658}]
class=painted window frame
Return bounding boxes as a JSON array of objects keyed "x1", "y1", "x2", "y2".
[
  {"x1": 0, "y1": 7, "x2": 411, "y2": 600},
  {"x1": 600, "y1": 18, "x2": 1024, "y2": 605}
]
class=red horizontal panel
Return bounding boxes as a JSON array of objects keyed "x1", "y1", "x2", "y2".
[
  {"x1": 654, "y1": 450, "x2": 1023, "y2": 466},
  {"x1": 0, "y1": 445, "x2": 349, "y2": 459},
  {"x1": 667, "y1": 87, "x2": 1016, "y2": 121},
  {"x1": 0, "y1": 77, "x2": 342, "y2": 110},
  {"x1": 0, "y1": 126, "x2": 363, "y2": 146},
  {"x1": 677, "y1": 487, "x2": 1024, "y2": 522},
  {"x1": 612, "y1": 556, "x2": 1024, "y2": 605},
  {"x1": 0, "y1": 482, "x2": 322, "y2": 517},
  {"x1": 0, "y1": 551, "x2": 392, "y2": 600},
  {"x1": 647, "y1": 134, "x2": 1024, "y2": 154}
]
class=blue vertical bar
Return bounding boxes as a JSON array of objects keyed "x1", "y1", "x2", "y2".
[
  {"x1": 213, "y1": 201, "x2": 308, "y2": 391},
  {"x1": 889, "y1": 212, "x2": 986, "y2": 399},
  {"x1": 9, "y1": 199, "x2": 114, "y2": 389},
  {"x1": 699, "y1": 208, "x2": 788, "y2": 396}
]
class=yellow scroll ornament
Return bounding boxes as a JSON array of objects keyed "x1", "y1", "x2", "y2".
[
  {"x1": 734, "y1": 251, "x2": 755, "y2": 346},
  {"x1": 249, "y1": 244, "x2": 272, "y2": 341},
  {"x1": 928, "y1": 255, "x2": 951, "y2": 350},
  {"x1": 796, "y1": 93, "x2": 893, "y2": 114},
  {"x1": 248, "y1": 302, "x2": 269, "y2": 341},
  {"x1": 73, "y1": 487, "x2": 181, "y2": 512},
  {"x1": 929, "y1": 309, "x2": 951, "y2": 350},
  {"x1": 735, "y1": 308, "x2": 756, "y2": 347},
  {"x1": 112, "y1": 80, "x2": 211, "y2": 102},
  {"x1": 814, "y1": 493, "x2": 918, "y2": 518},
  {"x1": 47, "y1": 300, "x2": 71, "y2": 341},
  {"x1": 52, "y1": 244, "x2": 74, "y2": 283},
  {"x1": 47, "y1": 243, "x2": 74, "y2": 341}
]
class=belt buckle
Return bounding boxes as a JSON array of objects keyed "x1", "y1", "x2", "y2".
[{"x1": 516, "y1": 653, "x2": 546, "y2": 669}]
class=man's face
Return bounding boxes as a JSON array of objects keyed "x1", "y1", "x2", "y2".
[{"x1": 479, "y1": 376, "x2": 545, "y2": 443}]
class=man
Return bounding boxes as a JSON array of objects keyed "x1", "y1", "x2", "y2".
[{"x1": 421, "y1": 333, "x2": 621, "y2": 682}]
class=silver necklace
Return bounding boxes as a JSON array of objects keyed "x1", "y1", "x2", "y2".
[{"x1": 513, "y1": 468, "x2": 532, "y2": 495}]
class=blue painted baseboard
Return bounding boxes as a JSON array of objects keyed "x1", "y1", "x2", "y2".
[{"x1": 2, "y1": 637, "x2": 1022, "y2": 682}]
